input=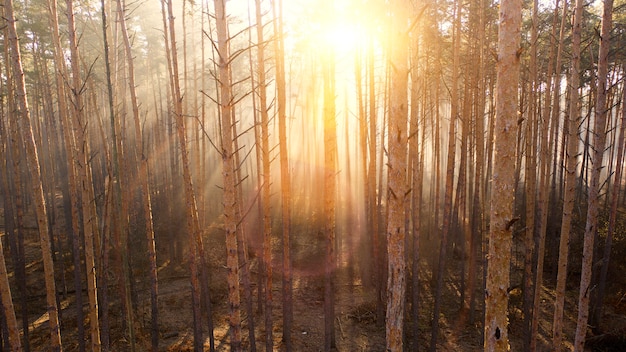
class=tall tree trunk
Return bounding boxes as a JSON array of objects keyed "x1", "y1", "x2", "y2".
[
  {"x1": 484, "y1": 0, "x2": 521, "y2": 349},
  {"x1": 523, "y1": 0, "x2": 539, "y2": 348},
  {"x1": 386, "y1": 1, "x2": 410, "y2": 350},
  {"x1": 530, "y1": 1, "x2": 561, "y2": 350},
  {"x1": 0, "y1": 235, "x2": 20, "y2": 352},
  {"x1": 1, "y1": 35, "x2": 30, "y2": 352},
  {"x1": 573, "y1": 0, "x2": 613, "y2": 348},
  {"x1": 50, "y1": 2, "x2": 108, "y2": 348},
  {"x1": 98, "y1": 0, "x2": 134, "y2": 349},
  {"x1": 553, "y1": 0, "x2": 583, "y2": 347},
  {"x1": 431, "y1": 1, "x2": 459, "y2": 349},
  {"x1": 115, "y1": 0, "x2": 159, "y2": 349},
  {"x1": 409, "y1": 21, "x2": 424, "y2": 343},
  {"x1": 254, "y1": 0, "x2": 274, "y2": 348},
  {"x1": 367, "y1": 32, "x2": 383, "y2": 326},
  {"x1": 468, "y1": 0, "x2": 486, "y2": 324},
  {"x1": 0, "y1": 92, "x2": 21, "y2": 352},
  {"x1": 5, "y1": 0, "x2": 63, "y2": 349},
  {"x1": 592, "y1": 77, "x2": 626, "y2": 332},
  {"x1": 232, "y1": 112, "x2": 256, "y2": 352},
  {"x1": 163, "y1": 0, "x2": 207, "y2": 350},
  {"x1": 322, "y1": 21, "x2": 337, "y2": 350},
  {"x1": 549, "y1": 0, "x2": 568, "y2": 284},
  {"x1": 213, "y1": 0, "x2": 242, "y2": 350},
  {"x1": 243, "y1": 8, "x2": 260, "y2": 352},
  {"x1": 272, "y1": 0, "x2": 293, "y2": 349}
]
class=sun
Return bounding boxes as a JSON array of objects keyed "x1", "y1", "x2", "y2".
[
  {"x1": 284, "y1": 0, "x2": 374, "y2": 61},
  {"x1": 319, "y1": 21, "x2": 369, "y2": 58}
]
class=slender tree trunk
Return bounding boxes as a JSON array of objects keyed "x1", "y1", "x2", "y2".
[
  {"x1": 213, "y1": 0, "x2": 242, "y2": 350},
  {"x1": 254, "y1": 0, "x2": 274, "y2": 348},
  {"x1": 431, "y1": 1, "x2": 459, "y2": 349},
  {"x1": 115, "y1": 0, "x2": 159, "y2": 349},
  {"x1": 232, "y1": 113, "x2": 256, "y2": 352},
  {"x1": 5, "y1": 0, "x2": 63, "y2": 349},
  {"x1": 322, "y1": 20, "x2": 337, "y2": 349},
  {"x1": 530, "y1": 1, "x2": 561, "y2": 350},
  {"x1": 163, "y1": 0, "x2": 207, "y2": 350},
  {"x1": 0, "y1": 234, "x2": 20, "y2": 352},
  {"x1": 523, "y1": 0, "x2": 539, "y2": 348},
  {"x1": 356, "y1": 45, "x2": 370, "y2": 290},
  {"x1": 409, "y1": 26, "x2": 424, "y2": 344},
  {"x1": 456, "y1": 74, "x2": 470, "y2": 316},
  {"x1": 592, "y1": 78, "x2": 626, "y2": 332},
  {"x1": 272, "y1": 0, "x2": 293, "y2": 349},
  {"x1": 548, "y1": 0, "x2": 568, "y2": 284},
  {"x1": 98, "y1": 0, "x2": 135, "y2": 349},
  {"x1": 573, "y1": 0, "x2": 613, "y2": 349},
  {"x1": 484, "y1": 0, "x2": 521, "y2": 349},
  {"x1": 1, "y1": 35, "x2": 30, "y2": 351},
  {"x1": 0, "y1": 94, "x2": 21, "y2": 352},
  {"x1": 468, "y1": 0, "x2": 486, "y2": 324},
  {"x1": 367, "y1": 33, "x2": 383, "y2": 326},
  {"x1": 553, "y1": 0, "x2": 583, "y2": 347},
  {"x1": 386, "y1": 1, "x2": 410, "y2": 350},
  {"x1": 244, "y1": 8, "x2": 260, "y2": 352}
]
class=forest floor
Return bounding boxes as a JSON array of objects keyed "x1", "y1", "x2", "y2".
[{"x1": 5, "y1": 212, "x2": 626, "y2": 351}]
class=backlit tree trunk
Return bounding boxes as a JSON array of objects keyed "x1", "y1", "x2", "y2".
[
  {"x1": 254, "y1": 0, "x2": 275, "y2": 349},
  {"x1": 272, "y1": 0, "x2": 293, "y2": 349},
  {"x1": 98, "y1": 0, "x2": 132, "y2": 349},
  {"x1": 592, "y1": 77, "x2": 626, "y2": 332},
  {"x1": 322, "y1": 21, "x2": 337, "y2": 350},
  {"x1": 431, "y1": 1, "x2": 459, "y2": 349},
  {"x1": 548, "y1": 0, "x2": 568, "y2": 284},
  {"x1": 162, "y1": 0, "x2": 205, "y2": 349},
  {"x1": 5, "y1": 0, "x2": 63, "y2": 349},
  {"x1": 0, "y1": 106, "x2": 21, "y2": 352},
  {"x1": 573, "y1": 0, "x2": 613, "y2": 348},
  {"x1": 553, "y1": 0, "x2": 582, "y2": 348},
  {"x1": 386, "y1": 0, "x2": 410, "y2": 350},
  {"x1": 367, "y1": 31, "x2": 383, "y2": 326},
  {"x1": 531, "y1": 1, "x2": 561, "y2": 350},
  {"x1": 115, "y1": 0, "x2": 159, "y2": 349},
  {"x1": 2, "y1": 24, "x2": 30, "y2": 352},
  {"x1": 523, "y1": 0, "x2": 539, "y2": 347},
  {"x1": 484, "y1": 0, "x2": 521, "y2": 349},
  {"x1": 213, "y1": 0, "x2": 242, "y2": 349}
]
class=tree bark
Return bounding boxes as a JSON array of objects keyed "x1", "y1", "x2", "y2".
[
  {"x1": 322, "y1": 22, "x2": 337, "y2": 350},
  {"x1": 592, "y1": 77, "x2": 626, "y2": 332},
  {"x1": 367, "y1": 31, "x2": 383, "y2": 327},
  {"x1": 523, "y1": 0, "x2": 539, "y2": 348},
  {"x1": 115, "y1": 0, "x2": 159, "y2": 349},
  {"x1": 272, "y1": 0, "x2": 293, "y2": 349},
  {"x1": 162, "y1": 0, "x2": 206, "y2": 350},
  {"x1": 213, "y1": 0, "x2": 242, "y2": 350},
  {"x1": 531, "y1": 1, "x2": 561, "y2": 350},
  {"x1": 0, "y1": 100, "x2": 21, "y2": 352},
  {"x1": 99, "y1": 0, "x2": 134, "y2": 349},
  {"x1": 5, "y1": 0, "x2": 63, "y2": 349},
  {"x1": 553, "y1": 0, "x2": 582, "y2": 348},
  {"x1": 573, "y1": 0, "x2": 613, "y2": 348},
  {"x1": 385, "y1": 1, "x2": 410, "y2": 350},
  {"x1": 484, "y1": 0, "x2": 521, "y2": 349},
  {"x1": 1, "y1": 30, "x2": 30, "y2": 352},
  {"x1": 254, "y1": 0, "x2": 275, "y2": 349},
  {"x1": 431, "y1": 1, "x2": 459, "y2": 349}
]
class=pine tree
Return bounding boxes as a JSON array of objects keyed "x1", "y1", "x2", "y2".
[
  {"x1": 484, "y1": 0, "x2": 522, "y2": 349},
  {"x1": 573, "y1": 0, "x2": 613, "y2": 348},
  {"x1": 5, "y1": 0, "x2": 62, "y2": 349},
  {"x1": 385, "y1": 0, "x2": 410, "y2": 350}
]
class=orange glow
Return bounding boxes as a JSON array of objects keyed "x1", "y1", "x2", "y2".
[{"x1": 324, "y1": 22, "x2": 369, "y2": 58}]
